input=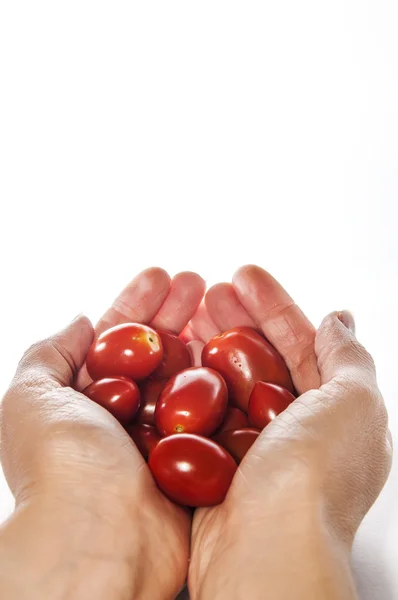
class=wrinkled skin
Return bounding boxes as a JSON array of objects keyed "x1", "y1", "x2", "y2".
[
  {"x1": 183, "y1": 266, "x2": 392, "y2": 599},
  {"x1": 0, "y1": 268, "x2": 205, "y2": 600}
]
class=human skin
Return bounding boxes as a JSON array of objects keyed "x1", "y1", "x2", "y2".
[
  {"x1": 0, "y1": 267, "x2": 205, "y2": 600},
  {"x1": 185, "y1": 266, "x2": 392, "y2": 600},
  {"x1": 0, "y1": 265, "x2": 392, "y2": 600}
]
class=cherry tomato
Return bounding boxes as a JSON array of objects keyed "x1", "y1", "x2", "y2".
[
  {"x1": 135, "y1": 378, "x2": 168, "y2": 426},
  {"x1": 149, "y1": 433, "x2": 237, "y2": 506},
  {"x1": 152, "y1": 330, "x2": 191, "y2": 378},
  {"x1": 213, "y1": 428, "x2": 260, "y2": 464},
  {"x1": 86, "y1": 322, "x2": 163, "y2": 381},
  {"x1": 83, "y1": 377, "x2": 140, "y2": 425},
  {"x1": 248, "y1": 381, "x2": 295, "y2": 429},
  {"x1": 127, "y1": 423, "x2": 161, "y2": 459},
  {"x1": 216, "y1": 407, "x2": 249, "y2": 434},
  {"x1": 202, "y1": 327, "x2": 293, "y2": 412},
  {"x1": 155, "y1": 367, "x2": 228, "y2": 437}
]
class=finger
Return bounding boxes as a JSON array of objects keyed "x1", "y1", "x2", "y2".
[
  {"x1": 150, "y1": 272, "x2": 206, "y2": 334},
  {"x1": 189, "y1": 301, "x2": 221, "y2": 343},
  {"x1": 186, "y1": 341, "x2": 205, "y2": 367},
  {"x1": 95, "y1": 267, "x2": 171, "y2": 335},
  {"x1": 205, "y1": 283, "x2": 257, "y2": 331},
  {"x1": 315, "y1": 311, "x2": 376, "y2": 385},
  {"x1": 1, "y1": 316, "x2": 94, "y2": 495},
  {"x1": 179, "y1": 324, "x2": 197, "y2": 343},
  {"x1": 1, "y1": 316, "x2": 144, "y2": 500},
  {"x1": 232, "y1": 265, "x2": 319, "y2": 393},
  {"x1": 16, "y1": 315, "x2": 94, "y2": 388}
]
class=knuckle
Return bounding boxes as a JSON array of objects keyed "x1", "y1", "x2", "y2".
[{"x1": 20, "y1": 338, "x2": 51, "y2": 366}]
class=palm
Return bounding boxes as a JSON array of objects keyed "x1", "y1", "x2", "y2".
[
  {"x1": 75, "y1": 267, "x2": 205, "y2": 594},
  {"x1": 183, "y1": 265, "x2": 321, "y2": 587}
]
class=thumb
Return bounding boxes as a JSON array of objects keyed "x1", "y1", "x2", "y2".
[
  {"x1": 1, "y1": 316, "x2": 95, "y2": 500},
  {"x1": 315, "y1": 311, "x2": 376, "y2": 386},
  {"x1": 16, "y1": 315, "x2": 94, "y2": 388}
]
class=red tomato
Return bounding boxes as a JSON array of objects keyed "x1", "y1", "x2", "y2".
[
  {"x1": 127, "y1": 423, "x2": 161, "y2": 459},
  {"x1": 83, "y1": 377, "x2": 140, "y2": 425},
  {"x1": 213, "y1": 428, "x2": 260, "y2": 464},
  {"x1": 202, "y1": 327, "x2": 293, "y2": 412},
  {"x1": 216, "y1": 407, "x2": 249, "y2": 434},
  {"x1": 86, "y1": 322, "x2": 163, "y2": 381},
  {"x1": 155, "y1": 367, "x2": 228, "y2": 437},
  {"x1": 135, "y1": 378, "x2": 168, "y2": 426},
  {"x1": 248, "y1": 381, "x2": 295, "y2": 429},
  {"x1": 152, "y1": 330, "x2": 191, "y2": 378},
  {"x1": 149, "y1": 433, "x2": 237, "y2": 506}
]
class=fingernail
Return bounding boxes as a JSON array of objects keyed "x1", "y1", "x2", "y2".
[{"x1": 337, "y1": 310, "x2": 355, "y2": 333}]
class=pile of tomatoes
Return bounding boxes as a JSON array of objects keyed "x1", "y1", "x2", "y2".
[{"x1": 83, "y1": 323, "x2": 295, "y2": 507}]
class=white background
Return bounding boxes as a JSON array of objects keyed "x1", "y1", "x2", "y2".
[{"x1": 0, "y1": 2, "x2": 397, "y2": 598}]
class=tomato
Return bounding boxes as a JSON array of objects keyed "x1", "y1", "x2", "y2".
[
  {"x1": 248, "y1": 381, "x2": 295, "y2": 429},
  {"x1": 155, "y1": 367, "x2": 228, "y2": 437},
  {"x1": 86, "y1": 322, "x2": 163, "y2": 381},
  {"x1": 149, "y1": 433, "x2": 237, "y2": 506},
  {"x1": 213, "y1": 428, "x2": 260, "y2": 464},
  {"x1": 83, "y1": 377, "x2": 140, "y2": 425},
  {"x1": 127, "y1": 423, "x2": 161, "y2": 459},
  {"x1": 135, "y1": 378, "x2": 168, "y2": 426},
  {"x1": 152, "y1": 330, "x2": 191, "y2": 378},
  {"x1": 202, "y1": 327, "x2": 293, "y2": 412},
  {"x1": 216, "y1": 407, "x2": 249, "y2": 434}
]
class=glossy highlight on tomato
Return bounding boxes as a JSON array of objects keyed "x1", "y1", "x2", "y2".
[
  {"x1": 86, "y1": 322, "x2": 163, "y2": 381},
  {"x1": 127, "y1": 423, "x2": 161, "y2": 459},
  {"x1": 152, "y1": 330, "x2": 191, "y2": 379},
  {"x1": 213, "y1": 428, "x2": 260, "y2": 464},
  {"x1": 202, "y1": 326, "x2": 294, "y2": 411},
  {"x1": 136, "y1": 378, "x2": 168, "y2": 426},
  {"x1": 248, "y1": 381, "x2": 295, "y2": 429},
  {"x1": 155, "y1": 367, "x2": 228, "y2": 437},
  {"x1": 149, "y1": 433, "x2": 237, "y2": 506},
  {"x1": 83, "y1": 377, "x2": 140, "y2": 425}
]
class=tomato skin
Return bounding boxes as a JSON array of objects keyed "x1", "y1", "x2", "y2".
[
  {"x1": 215, "y1": 407, "x2": 249, "y2": 434},
  {"x1": 213, "y1": 428, "x2": 260, "y2": 464},
  {"x1": 136, "y1": 378, "x2": 168, "y2": 426},
  {"x1": 127, "y1": 423, "x2": 161, "y2": 459},
  {"x1": 86, "y1": 323, "x2": 163, "y2": 381},
  {"x1": 149, "y1": 433, "x2": 237, "y2": 506},
  {"x1": 155, "y1": 367, "x2": 228, "y2": 437},
  {"x1": 248, "y1": 382, "x2": 295, "y2": 429},
  {"x1": 202, "y1": 327, "x2": 293, "y2": 412},
  {"x1": 83, "y1": 377, "x2": 140, "y2": 425},
  {"x1": 152, "y1": 330, "x2": 191, "y2": 379}
]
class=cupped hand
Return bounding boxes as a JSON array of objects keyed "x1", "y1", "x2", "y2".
[
  {"x1": 186, "y1": 265, "x2": 392, "y2": 600},
  {"x1": 0, "y1": 267, "x2": 205, "y2": 600}
]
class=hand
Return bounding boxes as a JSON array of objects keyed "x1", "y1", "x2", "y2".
[
  {"x1": 186, "y1": 265, "x2": 392, "y2": 600},
  {"x1": 0, "y1": 267, "x2": 205, "y2": 600}
]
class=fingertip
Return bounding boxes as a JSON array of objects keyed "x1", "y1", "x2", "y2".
[
  {"x1": 137, "y1": 267, "x2": 172, "y2": 295},
  {"x1": 67, "y1": 314, "x2": 94, "y2": 343},
  {"x1": 315, "y1": 311, "x2": 367, "y2": 384},
  {"x1": 316, "y1": 311, "x2": 346, "y2": 347},
  {"x1": 232, "y1": 264, "x2": 271, "y2": 285},
  {"x1": 337, "y1": 310, "x2": 356, "y2": 333},
  {"x1": 205, "y1": 282, "x2": 230, "y2": 306},
  {"x1": 141, "y1": 266, "x2": 171, "y2": 283},
  {"x1": 149, "y1": 271, "x2": 206, "y2": 334},
  {"x1": 317, "y1": 311, "x2": 355, "y2": 341},
  {"x1": 233, "y1": 264, "x2": 259, "y2": 284},
  {"x1": 205, "y1": 282, "x2": 257, "y2": 331},
  {"x1": 173, "y1": 271, "x2": 206, "y2": 292}
]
